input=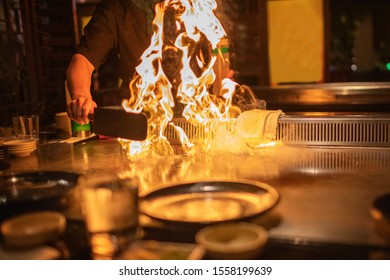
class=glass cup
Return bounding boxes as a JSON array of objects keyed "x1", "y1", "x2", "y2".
[
  {"x1": 80, "y1": 176, "x2": 139, "y2": 260},
  {"x1": 12, "y1": 115, "x2": 39, "y2": 142}
]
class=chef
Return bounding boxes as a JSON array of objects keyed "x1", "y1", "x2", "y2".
[{"x1": 66, "y1": 0, "x2": 161, "y2": 125}]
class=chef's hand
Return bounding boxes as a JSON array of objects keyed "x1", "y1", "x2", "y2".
[
  {"x1": 66, "y1": 54, "x2": 97, "y2": 125},
  {"x1": 66, "y1": 97, "x2": 97, "y2": 125}
]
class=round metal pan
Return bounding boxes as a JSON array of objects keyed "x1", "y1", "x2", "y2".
[
  {"x1": 0, "y1": 171, "x2": 81, "y2": 219},
  {"x1": 140, "y1": 180, "x2": 279, "y2": 225}
]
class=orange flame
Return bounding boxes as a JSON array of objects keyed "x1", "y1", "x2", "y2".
[{"x1": 121, "y1": 0, "x2": 241, "y2": 158}]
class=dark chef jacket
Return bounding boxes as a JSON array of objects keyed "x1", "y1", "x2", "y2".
[{"x1": 75, "y1": 0, "x2": 151, "y2": 87}]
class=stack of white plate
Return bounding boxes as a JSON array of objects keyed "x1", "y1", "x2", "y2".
[{"x1": 3, "y1": 139, "x2": 37, "y2": 157}]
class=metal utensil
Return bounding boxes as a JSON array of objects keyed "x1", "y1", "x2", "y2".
[
  {"x1": 140, "y1": 180, "x2": 279, "y2": 225},
  {"x1": 90, "y1": 106, "x2": 148, "y2": 141}
]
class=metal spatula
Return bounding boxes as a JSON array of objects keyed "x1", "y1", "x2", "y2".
[{"x1": 90, "y1": 106, "x2": 148, "y2": 141}]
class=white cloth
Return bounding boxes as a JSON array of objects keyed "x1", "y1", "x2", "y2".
[{"x1": 236, "y1": 109, "x2": 285, "y2": 146}]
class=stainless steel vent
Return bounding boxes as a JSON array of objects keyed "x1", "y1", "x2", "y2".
[
  {"x1": 277, "y1": 115, "x2": 390, "y2": 147},
  {"x1": 167, "y1": 115, "x2": 390, "y2": 148}
]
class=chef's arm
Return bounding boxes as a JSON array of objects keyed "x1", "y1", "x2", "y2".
[{"x1": 66, "y1": 53, "x2": 97, "y2": 124}]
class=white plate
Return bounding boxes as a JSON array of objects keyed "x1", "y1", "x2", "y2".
[
  {"x1": 5, "y1": 142, "x2": 36, "y2": 152},
  {"x1": 9, "y1": 149, "x2": 36, "y2": 157},
  {"x1": 3, "y1": 139, "x2": 36, "y2": 147},
  {"x1": 6, "y1": 143, "x2": 36, "y2": 148},
  {"x1": 9, "y1": 152, "x2": 32, "y2": 157},
  {"x1": 5, "y1": 147, "x2": 36, "y2": 152},
  {"x1": 7, "y1": 146, "x2": 36, "y2": 152}
]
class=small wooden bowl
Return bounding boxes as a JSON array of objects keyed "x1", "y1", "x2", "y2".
[
  {"x1": 1, "y1": 211, "x2": 66, "y2": 249},
  {"x1": 195, "y1": 222, "x2": 269, "y2": 260}
]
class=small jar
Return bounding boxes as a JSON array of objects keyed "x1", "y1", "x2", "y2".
[{"x1": 71, "y1": 121, "x2": 91, "y2": 138}]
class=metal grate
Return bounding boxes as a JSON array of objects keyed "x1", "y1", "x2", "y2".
[
  {"x1": 166, "y1": 118, "x2": 236, "y2": 145},
  {"x1": 167, "y1": 115, "x2": 390, "y2": 148},
  {"x1": 277, "y1": 115, "x2": 390, "y2": 147}
]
